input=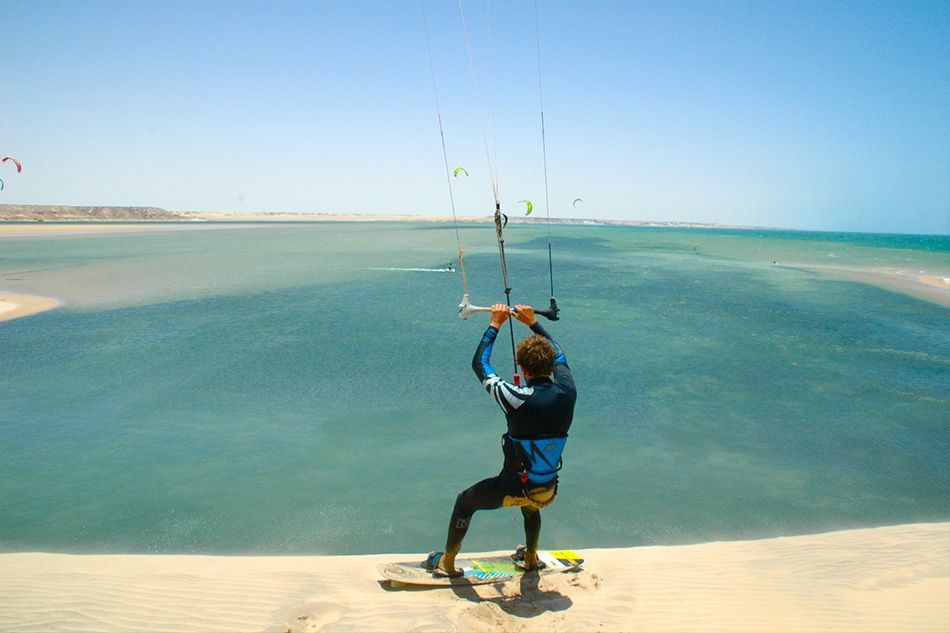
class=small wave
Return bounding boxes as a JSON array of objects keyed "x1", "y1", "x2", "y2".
[
  {"x1": 367, "y1": 267, "x2": 454, "y2": 273},
  {"x1": 866, "y1": 348, "x2": 948, "y2": 364}
]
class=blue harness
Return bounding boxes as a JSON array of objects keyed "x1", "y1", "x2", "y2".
[{"x1": 504, "y1": 434, "x2": 568, "y2": 484}]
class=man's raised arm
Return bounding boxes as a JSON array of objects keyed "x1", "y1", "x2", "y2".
[
  {"x1": 471, "y1": 303, "x2": 511, "y2": 384},
  {"x1": 472, "y1": 324, "x2": 499, "y2": 383}
]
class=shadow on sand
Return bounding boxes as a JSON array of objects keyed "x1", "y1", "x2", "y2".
[{"x1": 378, "y1": 569, "x2": 576, "y2": 619}]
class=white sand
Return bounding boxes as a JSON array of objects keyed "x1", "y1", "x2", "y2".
[
  {"x1": 0, "y1": 293, "x2": 59, "y2": 322},
  {"x1": 0, "y1": 522, "x2": 946, "y2": 633}
]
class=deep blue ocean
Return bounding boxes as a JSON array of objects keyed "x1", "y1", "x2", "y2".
[{"x1": 1, "y1": 222, "x2": 947, "y2": 554}]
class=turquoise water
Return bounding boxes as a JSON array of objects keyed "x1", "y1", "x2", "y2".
[{"x1": 1, "y1": 223, "x2": 947, "y2": 554}]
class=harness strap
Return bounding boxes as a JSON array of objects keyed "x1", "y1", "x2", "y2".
[{"x1": 503, "y1": 433, "x2": 567, "y2": 484}]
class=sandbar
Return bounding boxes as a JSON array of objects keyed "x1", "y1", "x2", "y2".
[
  {"x1": 784, "y1": 264, "x2": 950, "y2": 307},
  {"x1": 0, "y1": 292, "x2": 59, "y2": 322},
  {"x1": 0, "y1": 522, "x2": 945, "y2": 632}
]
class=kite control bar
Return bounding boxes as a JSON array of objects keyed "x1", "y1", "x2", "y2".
[{"x1": 458, "y1": 294, "x2": 560, "y2": 321}]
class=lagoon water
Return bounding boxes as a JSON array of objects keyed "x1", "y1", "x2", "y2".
[{"x1": 1, "y1": 222, "x2": 947, "y2": 555}]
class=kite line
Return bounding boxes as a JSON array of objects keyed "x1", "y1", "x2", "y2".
[
  {"x1": 457, "y1": 0, "x2": 520, "y2": 380},
  {"x1": 420, "y1": 0, "x2": 469, "y2": 298},
  {"x1": 534, "y1": 0, "x2": 559, "y2": 319},
  {"x1": 421, "y1": 0, "x2": 561, "y2": 382}
]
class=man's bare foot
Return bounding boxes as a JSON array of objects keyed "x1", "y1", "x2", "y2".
[
  {"x1": 523, "y1": 549, "x2": 539, "y2": 569},
  {"x1": 440, "y1": 552, "x2": 462, "y2": 578},
  {"x1": 439, "y1": 552, "x2": 458, "y2": 576}
]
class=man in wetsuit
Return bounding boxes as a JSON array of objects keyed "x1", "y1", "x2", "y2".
[{"x1": 426, "y1": 303, "x2": 576, "y2": 577}]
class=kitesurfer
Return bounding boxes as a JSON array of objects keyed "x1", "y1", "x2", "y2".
[{"x1": 425, "y1": 303, "x2": 576, "y2": 577}]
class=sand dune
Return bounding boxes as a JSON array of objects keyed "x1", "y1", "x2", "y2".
[{"x1": 0, "y1": 522, "x2": 946, "y2": 632}]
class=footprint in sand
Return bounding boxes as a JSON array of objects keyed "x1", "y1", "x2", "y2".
[
  {"x1": 567, "y1": 571, "x2": 602, "y2": 591},
  {"x1": 456, "y1": 602, "x2": 510, "y2": 632},
  {"x1": 273, "y1": 600, "x2": 344, "y2": 632}
]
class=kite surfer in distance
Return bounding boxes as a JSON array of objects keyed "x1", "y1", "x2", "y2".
[{"x1": 425, "y1": 303, "x2": 576, "y2": 577}]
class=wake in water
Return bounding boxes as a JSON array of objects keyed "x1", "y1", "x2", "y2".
[{"x1": 367, "y1": 266, "x2": 455, "y2": 273}]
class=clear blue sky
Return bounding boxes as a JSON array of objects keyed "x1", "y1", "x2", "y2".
[{"x1": 1, "y1": 0, "x2": 947, "y2": 233}]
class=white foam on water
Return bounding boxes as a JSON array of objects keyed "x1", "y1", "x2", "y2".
[{"x1": 366, "y1": 267, "x2": 454, "y2": 273}]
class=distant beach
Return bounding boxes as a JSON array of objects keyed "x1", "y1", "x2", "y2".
[
  {"x1": 181, "y1": 211, "x2": 752, "y2": 229},
  {"x1": 1, "y1": 206, "x2": 749, "y2": 228}
]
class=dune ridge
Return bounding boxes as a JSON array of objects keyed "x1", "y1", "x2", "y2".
[{"x1": 0, "y1": 522, "x2": 946, "y2": 632}]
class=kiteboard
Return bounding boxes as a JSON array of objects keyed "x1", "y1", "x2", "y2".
[{"x1": 377, "y1": 549, "x2": 583, "y2": 587}]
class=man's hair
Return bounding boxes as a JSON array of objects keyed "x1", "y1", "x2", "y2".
[{"x1": 516, "y1": 334, "x2": 556, "y2": 378}]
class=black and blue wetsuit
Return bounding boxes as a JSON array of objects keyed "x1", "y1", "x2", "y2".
[{"x1": 444, "y1": 321, "x2": 576, "y2": 558}]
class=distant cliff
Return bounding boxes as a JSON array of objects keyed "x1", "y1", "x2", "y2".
[{"x1": 0, "y1": 205, "x2": 181, "y2": 221}]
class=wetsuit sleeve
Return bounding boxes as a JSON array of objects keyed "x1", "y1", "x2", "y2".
[
  {"x1": 473, "y1": 325, "x2": 533, "y2": 413},
  {"x1": 472, "y1": 325, "x2": 499, "y2": 383},
  {"x1": 530, "y1": 321, "x2": 576, "y2": 395}
]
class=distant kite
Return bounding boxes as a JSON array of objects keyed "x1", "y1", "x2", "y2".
[
  {"x1": 518, "y1": 199, "x2": 533, "y2": 216},
  {"x1": 453, "y1": 166, "x2": 468, "y2": 177},
  {"x1": 0, "y1": 156, "x2": 21, "y2": 192},
  {"x1": 572, "y1": 198, "x2": 583, "y2": 208},
  {"x1": 2, "y1": 157, "x2": 22, "y2": 173}
]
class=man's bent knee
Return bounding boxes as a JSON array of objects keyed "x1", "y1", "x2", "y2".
[{"x1": 453, "y1": 490, "x2": 476, "y2": 521}]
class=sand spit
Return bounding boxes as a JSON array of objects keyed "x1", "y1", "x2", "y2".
[
  {"x1": 0, "y1": 292, "x2": 59, "y2": 322},
  {"x1": 790, "y1": 264, "x2": 950, "y2": 307},
  {"x1": 0, "y1": 522, "x2": 946, "y2": 633}
]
